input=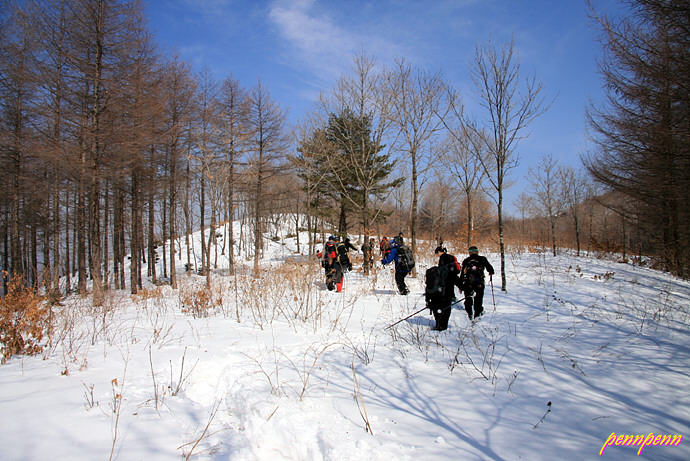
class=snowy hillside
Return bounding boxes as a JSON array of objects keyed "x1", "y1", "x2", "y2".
[{"x1": 1, "y1": 221, "x2": 689, "y2": 461}]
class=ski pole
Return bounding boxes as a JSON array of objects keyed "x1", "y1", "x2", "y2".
[{"x1": 490, "y1": 274, "x2": 496, "y2": 311}]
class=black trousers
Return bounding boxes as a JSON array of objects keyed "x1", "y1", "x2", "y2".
[
  {"x1": 326, "y1": 263, "x2": 344, "y2": 291},
  {"x1": 463, "y1": 286, "x2": 485, "y2": 319},
  {"x1": 395, "y1": 271, "x2": 409, "y2": 294},
  {"x1": 431, "y1": 303, "x2": 452, "y2": 330}
]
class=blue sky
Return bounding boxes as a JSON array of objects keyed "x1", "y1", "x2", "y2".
[{"x1": 144, "y1": 0, "x2": 625, "y2": 211}]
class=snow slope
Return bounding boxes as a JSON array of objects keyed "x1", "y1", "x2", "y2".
[{"x1": 1, "y1": 222, "x2": 689, "y2": 460}]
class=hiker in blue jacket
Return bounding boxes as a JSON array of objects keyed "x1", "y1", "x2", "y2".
[{"x1": 381, "y1": 236, "x2": 411, "y2": 295}]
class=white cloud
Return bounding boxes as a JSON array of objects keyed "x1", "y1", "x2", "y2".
[{"x1": 268, "y1": 0, "x2": 358, "y2": 83}]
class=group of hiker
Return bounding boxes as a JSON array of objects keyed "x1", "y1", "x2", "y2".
[
  {"x1": 318, "y1": 234, "x2": 495, "y2": 330},
  {"x1": 426, "y1": 245, "x2": 494, "y2": 330}
]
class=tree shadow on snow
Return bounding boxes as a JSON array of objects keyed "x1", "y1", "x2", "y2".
[{"x1": 326, "y1": 362, "x2": 508, "y2": 460}]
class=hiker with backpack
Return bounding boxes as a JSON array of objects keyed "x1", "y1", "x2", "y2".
[
  {"x1": 425, "y1": 246, "x2": 463, "y2": 331},
  {"x1": 381, "y1": 236, "x2": 415, "y2": 295},
  {"x1": 318, "y1": 236, "x2": 343, "y2": 292},
  {"x1": 335, "y1": 236, "x2": 356, "y2": 274},
  {"x1": 326, "y1": 236, "x2": 348, "y2": 292},
  {"x1": 459, "y1": 246, "x2": 495, "y2": 320},
  {"x1": 380, "y1": 236, "x2": 391, "y2": 260}
]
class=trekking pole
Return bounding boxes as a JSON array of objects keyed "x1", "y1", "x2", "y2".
[
  {"x1": 449, "y1": 295, "x2": 469, "y2": 309},
  {"x1": 386, "y1": 295, "x2": 469, "y2": 329},
  {"x1": 384, "y1": 305, "x2": 428, "y2": 330},
  {"x1": 490, "y1": 274, "x2": 496, "y2": 312}
]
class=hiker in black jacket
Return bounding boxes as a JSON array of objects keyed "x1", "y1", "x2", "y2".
[
  {"x1": 459, "y1": 246, "x2": 495, "y2": 320},
  {"x1": 427, "y1": 246, "x2": 463, "y2": 331}
]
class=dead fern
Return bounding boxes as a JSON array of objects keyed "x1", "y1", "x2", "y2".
[{"x1": 0, "y1": 272, "x2": 51, "y2": 363}]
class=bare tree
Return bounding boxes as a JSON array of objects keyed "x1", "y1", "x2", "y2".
[
  {"x1": 418, "y1": 179, "x2": 461, "y2": 242},
  {"x1": 384, "y1": 58, "x2": 448, "y2": 256},
  {"x1": 559, "y1": 166, "x2": 592, "y2": 256},
  {"x1": 245, "y1": 80, "x2": 288, "y2": 276},
  {"x1": 0, "y1": 4, "x2": 39, "y2": 284},
  {"x1": 465, "y1": 38, "x2": 550, "y2": 291},
  {"x1": 217, "y1": 74, "x2": 249, "y2": 273},
  {"x1": 527, "y1": 154, "x2": 566, "y2": 256},
  {"x1": 192, "y1": 68, "x2": 221, "y2": 286},
  {"x1": 160, "y1": 55, "x2": 195, "y2": 289},
  {"x1": 513, "y1": 192, "x2": 538, "y2": 244},
  {"x1": 439, "y1": 125, "x2": 491, "y2": 247}
]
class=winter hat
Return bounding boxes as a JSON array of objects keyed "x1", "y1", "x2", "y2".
[
  {"x1": 434, "y1": 246, "x2": 446, "y2": 254},
  {"x1": 468, "y1": 246, "x2": 479, "y2": 253}
]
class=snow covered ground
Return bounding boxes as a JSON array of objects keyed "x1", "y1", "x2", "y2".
[{"x1": 1, "y1": 222, "x2": 689, "y2": 460}]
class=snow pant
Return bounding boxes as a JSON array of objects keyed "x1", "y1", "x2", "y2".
[
  {"x1": 395, "y1": 271, "x2": 409, "y2": 295},
  {"x1": 463, "y1": 285, "x2": 485, "y2": 319},
  {"x1": 431, "y1": 303, "x2": 452, "y2": 331}
]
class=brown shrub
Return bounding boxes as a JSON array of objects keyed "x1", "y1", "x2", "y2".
[
  {"x1": 0, "y1": 272, "x2": 51, "y2": 363},
  {"x1": 179, "y1": 284, "x2": 221, "y2": 318}
]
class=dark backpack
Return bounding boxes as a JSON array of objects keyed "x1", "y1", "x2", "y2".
[
  {"x1": 425, "y1": 264, "x2": 449, "y2": 301},
  {"x1": 464, "y1": 259, "x2": 485, "y2": 288},
  {"x1": 336, "y1": 242, "x2": 351, "y2": 267},
  {"x1": 397, "y1": 245, "x2": 415, "y2": 271}
]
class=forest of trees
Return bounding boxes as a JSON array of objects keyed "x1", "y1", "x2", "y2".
[
  {"x1": 1, "y1": 0, "x2": 688, "y2": 306},
  {"x1": 585, "y1": 0, "x2": 690, "y2": 278}
]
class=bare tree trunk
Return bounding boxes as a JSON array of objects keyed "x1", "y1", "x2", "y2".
[
  {"x1": 161, "y1": 187, "x2": 167, "y2": 279},
  {"x1": 253, "y1": 172, "x2": 263, "y2": 276},
  {"x1": 184, "y1": 155, "x2": 192, "y2": 274},
  {"x1": 103, "y1": 180, "x2": 109, "y2": 290},
  {"x1": 206, "y1": 202, "x2": 215, "y2": 287},
  {"x1": 112, "y1": 188, "x2": 123, "y2": 289},
  {"x1": 168, "y1": 153, "x2": 177, "y2": 288},
  {"x1": 200, "y1": 169, "x2": 207, "y2": 275},
  {"x1": 77, "y1": 164, "x2": 87, "y2": 295},
  {"x1": 466, "y1": 193, "x2": 474, "y2": 247},
  {"x1": 130, "y1": 168, "x2": 141, "y2": 294},
  {"x1": 64, "y1": 187, "x2": 72, "y2": 293},
  {"x1": 497, "y1": 185, "x2": 507, "y2": 290},
  {"x1": 148, "y1": 182, "x2": 156, "y2": 284}
]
